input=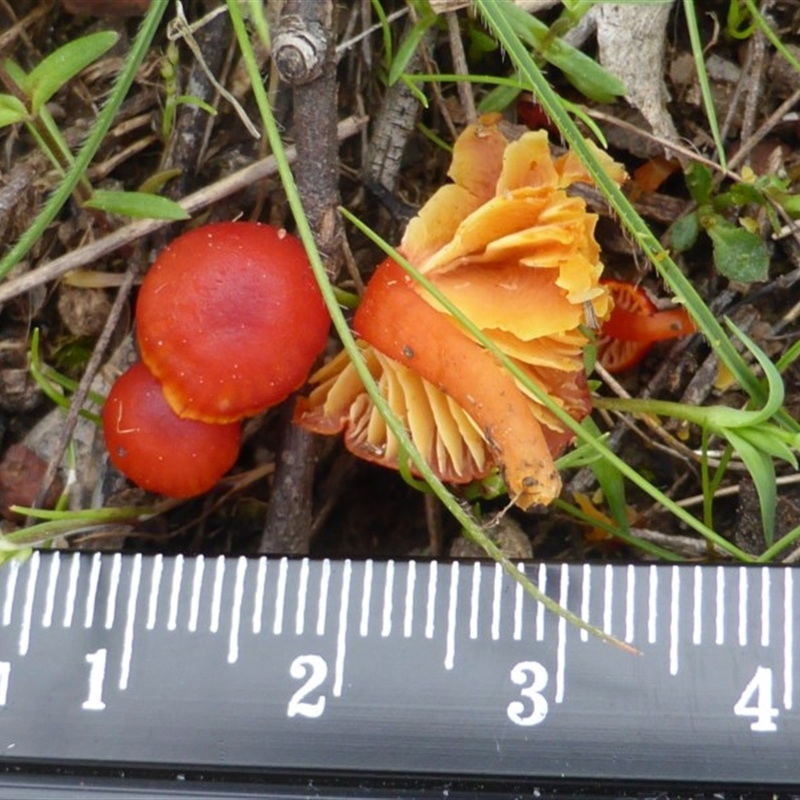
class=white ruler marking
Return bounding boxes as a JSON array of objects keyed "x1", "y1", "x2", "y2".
[
  {"x1": 491, "y1": 563, "x2": 502, "y2": 641},
  {"x1": 2, "y1": 560, "x2": 19, "y2": 626},
  {"x1": 692, "y1": 565, "x2": 702, "y2": 646},
  {"x1": 603, "y1": 564, "x2": 613, "y2": 637},
  {"x1": 84, "y1": 552, "x2": 102, "y2": 629},
  {"x1": 64, "y1": 552, "x2": 81, "y2": 629},
  {"x1": 188, "y1": 556, "x2": 206, "y2": 633},
  {"x1": 146, "y1": 554, "x2": 163, "y2": 631},
  {"x1": 381, "y1": 559, "x2": 395, "y2": 638},
  {"x1": 425, "y1": 561, "x2": 437, "y2": 639},
  {"x1": 555, "y1": 564, "x2": 569, "y2": 704},
  {"x1": 761, "y1": 566, "x2": 770, "y2": 648},
  {"x1": 625, "y1": 564, "x2": 635, "y2": 645},
  {"x1": 119, "y1": 553, "x2": 142, "y2": 690},
  {"x1": 513, "y1": 563, "x2": 524, "y2": 642},
  {"x1": 647, "y1": 565, "x2": 658, "y2": 645},
  {"x1": 580, "y1": 564, "x2": 591, "y2": 643},
  {"x1": 535, "y1": 564, "x2": 546, "y2": 642},
  {"x1": 42, "y1": 551, "x2": 61, "y2": 628},
  {"x1": 316, "y1": 558, "x2": 331, "y2": 636},
  {"x1": 444, "y1": 561, "x2": 459, "y2": 671},
  {"x1": 166, "y1": 554, "x2": 184, "y2": 632},
  {"x1": 228, "y1": 557, "x2": 247, "y2": 664},
  {"x1": 715, "y1": 566, "x2": 725, "y2": 645},
  {"x1": 296, "y1": 558, "x2": 310, "y2": 636},
  {"x1": 209, "y1": 556, "x2": 226, "y2": 634},
  {"x1": 18, "y1": 551, "x2": 40, "y2": 656},
  {"x1": 333, "y1": 559, "x2": 352, "y2": 698},
  {"x1": 252, "y1": 557, "x2": 267, "y2": 635},
  {"x1": 469, "y1": 562, "x2": 481, "y2": 641},
  {"x1": 359, "y1": 559, "x2": 373, "y2": 638},
  {"x1": 403, "y1": 560, "x2": 416, "y2": 638},
  {"x1": 669, "y1": 565, "x2": 680, "y2": 676},
  {"x1": 104, "y1": 553, "x2": 122, "y2": 631},
  {"x1": 274, "y1": 557, "x2": 288, "y2": 636},
  {"x1": 738, "y1": 567, "x2": 748, "y2": 648},
  {"x1": 784, "y1": 569, "x2": 793, "y2": 711}
]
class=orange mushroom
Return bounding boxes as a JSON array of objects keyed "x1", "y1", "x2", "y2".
[
  {"x1": 597, "y1": 279, "x2": 696, "y2": 373},
  {"x1": 296, "y1": 117, "x2": 626, "y2": 510}
]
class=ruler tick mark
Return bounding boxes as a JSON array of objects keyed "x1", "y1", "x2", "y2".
[
  {"x1": 296, "y1": 558, "x2": 310, "y2": 636},
  {"x1": 274, "y1": 557, "x2": 288, "y2": 636},
  {"x1": 648, "y1": 565, "x2": 657, "y2": 645},
  {"x1": 715, "y1": 566, "x2": 725, "y2": 645},
  {"x1": 333, "y1": 559, "x2": 352, "y2": 698},
  {"x1": 603, "y1": 564, "x2": 613, "y2": 636},
  {"x1": 580, "y1": 564, "x2": 590, "y2": 643},
  {"x1": 18, "y1": 550, "x2": 40, "y2": 656},
  {"x1": 469, "y1": 562, "x2": 481, "y2": 641},
  {"x1": 425, "y1": 561, "x2": 437, "y2": 639},
  {"x1": 555, "y1": 564, "x2": 568, "y2": 704},
  {"x1": 381, "y1": 560, "x2": 395, "y2": 638},
  {"x1": 104, "y1": 553, "x2": 122, "y2": 631},
  {"x1": 445, "y1": 562, "x2": 459, "y2": 670},
  {"x1": 761, "y1": 566, "x2": 770, "y2": 648},
  {"x1": 252, "y1": 557, "x2": 267, "y2": 635},
  {"x1": 625, "y1": 564, "x2": 635, "y2": 645},
  {"x1": 784, "y1": 569, "x2": 793, "y2": 710},
  {"x1": 146, "y1": 554, "x2": 163, "y2": 631},
  {"x1": 535, "y1": 564, "x2": 546, "y2": 642},
  {"x1": 692, "y1": 565, "x2": 702, "y2": 646},
  {"x1": 316, "y1": 559, "x2": 331, "y2": 636},
  {"x1": 403, "y1": 560, "x2": 416, "y2": 638},
  {"x1": 64, "y1": 551, "x2": 81, "y2": 629},
  {"x1": 669, "y1": 565, "x2": 680, "y2": 676},
  {"x1": 513, "y1": 563, "x2": 524, "y2": 642},
  {"x1": 167, "y1": 554, "x2": 184, "y2": 632},
  {"x1": 228, "y1": 557, "x2": 247, "y2": 664},
  {"x1": 491, "y1": 563, "x2": 502, "y2": 641},
  {"x1": 210, "y1": 556, "x2": 226, "y2": 634},
  {"x1": 41, "y1": 551, "x2": 61, "y2": 629},
  {"x1": 2, "y1": 560, "x2": 20, "y2": 627},
  {"x1": 360, "y1": 559, "x2": 373, "y2": 638},
  {"x1": 84, "y1": 552, "x2": 102, "y2": 629},
  {"x1": 187, "y1": 555, "x2": 205, "y2": 633},
  {"x1": 738, "y1": 567, "x2": 748, "y2": 648},
  {"x1": 120, "y1": 553, "x2": 142, "y2": 690}
]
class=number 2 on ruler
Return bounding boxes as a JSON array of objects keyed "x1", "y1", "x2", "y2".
[{"x1": 734, "y1": 666, "x2": 778, "y2": 732}]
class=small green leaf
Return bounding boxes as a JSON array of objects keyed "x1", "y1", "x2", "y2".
[
  {"x1": 27, "y1": 31, "x2": 119, "y2": 114},
  {"x1": 83, "y1": 190, "x2": 189, "y2": 221},
  {"x1": 706, "y1": 216, "x2": 769, "y2": 282},
  {"x1": 684, "y1": 161, "x2": 713, "y2": 206},
  {"x1": 774, "y1": 193, "x2": 800, "y2": 218},
  {"x1": 0, "y1": 94, "x2": 27, "y2": 127},
  {"x1": 668, "y1": 210, "x2": 700, "y2": 252},
  {"x1": 725, "y1": 182, "x2": 765, "y2": 208}
]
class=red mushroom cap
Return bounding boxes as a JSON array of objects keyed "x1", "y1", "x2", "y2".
[
  {"x1": 136, "y1": 222, "x2": 330, "y2": 423},
  {"x1": 102, "y1": 361, "x2": 241, "y2": 498},
  {"x1": 597, "y1": 279, "x2": 696, "y2": 373}
]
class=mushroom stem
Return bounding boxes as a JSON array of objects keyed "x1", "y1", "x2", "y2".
[{"x1": 354, "y1": 259, "x2": 561, "y2": 510}]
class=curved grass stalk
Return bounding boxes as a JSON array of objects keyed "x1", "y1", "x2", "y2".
[{"x1": 225, "y1": 0, "x2": 634, "y2": 651}]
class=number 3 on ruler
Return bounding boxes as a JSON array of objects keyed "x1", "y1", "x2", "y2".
[
  {"x1": 287, "y1": 655, "x2": 327, "y2": 719},
  {"x1": 507, "y1": 661, "x2": 549, "y2": 726},
  {"x1": 734, "y1": 666, "x2": 778, "y2": 732}
]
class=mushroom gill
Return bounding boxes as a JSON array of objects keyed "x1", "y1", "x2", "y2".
[{"x1": 295, "y1": 117, "x2": 626, "y2": 509}]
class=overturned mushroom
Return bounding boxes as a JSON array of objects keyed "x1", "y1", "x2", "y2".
[{"x1": 296, "y1": 117, "x2": 626, "y2": 509}]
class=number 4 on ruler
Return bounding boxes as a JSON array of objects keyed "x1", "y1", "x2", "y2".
[{"x1": 734, "y1": 666, "x2": 779, "y2": 732}]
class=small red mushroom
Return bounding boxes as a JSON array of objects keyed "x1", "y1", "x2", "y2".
[
  {"x1": 102, "y1": 362, "x2": 241, "y2": 498},
  {"x1": 136, "y1": 222, "x2": 330, "y2": 423},
  {"x1": 597, "y1": 279, "x2": 696, "y2": 373}
]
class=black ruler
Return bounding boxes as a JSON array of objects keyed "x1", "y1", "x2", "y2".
[{"x1": 0, "y1": 552, "x2": 797, "y2": 796}]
